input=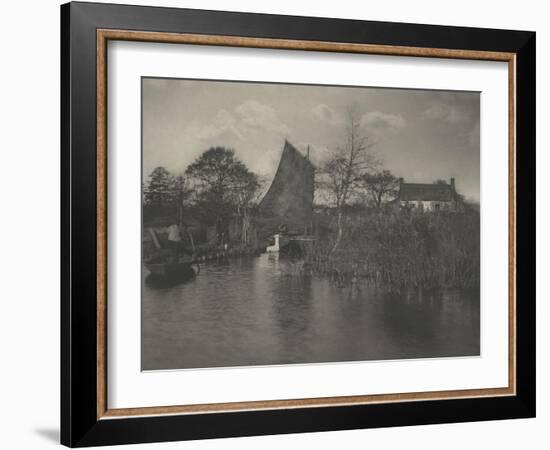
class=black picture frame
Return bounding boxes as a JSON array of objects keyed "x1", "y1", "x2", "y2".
[{"x1": 61, "y1": 1, "x2": 535, "y2": 447}]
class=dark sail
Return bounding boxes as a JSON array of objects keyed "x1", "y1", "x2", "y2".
[{"x1": 258, "y1": 140, "x2": 314, "y2": 231}]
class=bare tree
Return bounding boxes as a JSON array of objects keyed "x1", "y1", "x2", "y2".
[
  {"x1": 360, "y1": 170, "x2": 400, "y2": 209},
  {"x1": 321, "y1": 106, "x2": 378, "y2": 252}
]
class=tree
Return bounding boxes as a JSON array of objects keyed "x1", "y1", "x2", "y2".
[
  {"x1": 185, "y1": 147, "x2": 259, "y2": 232},
  {"x1": 144, "y1": 166, "x2": 176, "y2": 207},
  {"x1": 360, "y1": 170, "x2": 400, "y2": 209},
  {"x1": 172, "y1": 175, "x2": 192, "y2": 221},
  {"x1": 320, "y1": 106, "x2": 378, "y2": 252}
]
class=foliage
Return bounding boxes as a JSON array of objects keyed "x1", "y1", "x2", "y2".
[
  {"x1": 144, "y1": 166, "x2": 177, "y2": 208},
  {"x1": 143, "y1": 168, "x2": 192, "y2": 226},
  {"x1": 185, "y1": 147, "x2": 259, "y2": 226},
  {"x1": 360, "y1": 170, "x2": 400, "y2": 208}
]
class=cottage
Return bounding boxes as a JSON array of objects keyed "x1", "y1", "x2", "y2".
[{"x1": 397, "y1": 178, "x2": 462, "y2": 211}]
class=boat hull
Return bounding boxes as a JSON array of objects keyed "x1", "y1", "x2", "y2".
[{"x1": 144, "y1": 261, "x2": 197, "y2": 285}]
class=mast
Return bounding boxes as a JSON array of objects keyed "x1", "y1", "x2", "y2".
[{"x1": 177, "y1": 177, "x2": 195, "y2": 254}]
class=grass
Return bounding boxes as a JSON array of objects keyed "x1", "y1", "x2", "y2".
[{"x1": 304, "y1": 207, "x2": 480, "y2": 290}]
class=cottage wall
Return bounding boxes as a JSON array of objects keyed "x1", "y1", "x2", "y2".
[
  {"x1": 400, "y1": 200, "x2": 453, "y2": 211},
  {"x1": 398, "y1": 177, "x2": 460, "y2": 212}
]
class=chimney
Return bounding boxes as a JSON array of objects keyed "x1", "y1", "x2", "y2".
[
  {"x1": 450, "y1": 177, "x2": 455, "y2": 191},
  {"x1": 399, "y1": 177, "x2": 404, "y2": 187},
  {"x1": 306, "y1": 144, "x2": 310, "y2": 161}
]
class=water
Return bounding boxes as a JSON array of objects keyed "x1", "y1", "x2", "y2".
[{"x1": 142, "y1": 254, "x2": 480, "y2": 370}]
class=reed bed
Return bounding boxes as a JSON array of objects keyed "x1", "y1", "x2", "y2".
[{"x1": 304, "y1": 208, "x2": 480, "y2": 290}]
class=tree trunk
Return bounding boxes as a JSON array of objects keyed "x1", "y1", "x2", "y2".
[
  {"x1": 331, "y1": 209, "x2": 343, "y2": 254},
  {"x1": 241, "y1": 209, "x2": 250, "y2": 244},
  {"x1": 185, "y1": 228, "x2": 196, "y2": 254}
]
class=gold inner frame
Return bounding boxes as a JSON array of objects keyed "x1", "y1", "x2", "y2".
[{"x1": 96, "y1": 29, "x2": 517, "y2": 420}]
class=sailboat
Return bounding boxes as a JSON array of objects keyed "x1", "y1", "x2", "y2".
[
  {"x1": 258, "y1": 140, "x2": 317, "y2": 256},
  {"x1": 144, "y1": 188, "x2": 199, "y2": 285}
]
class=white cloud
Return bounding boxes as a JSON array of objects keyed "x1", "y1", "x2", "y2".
[
  {"x1": 183, "y1": 99, "x2": 289, "y2": 144},
  {"x1": 313, "y1": 105, "x2": 406, "y2": 138},
  {"x1": 360, "y1": 111, "x2": 406, "y2": 132},
  {"x1": 166, "y1": 100, "x2": 290, "y2": 179},
  {"x1": 423, "y1": 102, "x2": 467, "y2": 124},
  {"x1": 295, "y1": 142, "x2": 331, "y2": 167},
  {"x1": 235, "y1": 100, "x2": 289, "y2": 135},
  {"x1": 312, "y1": 104, "x2": 343, "y2": 126}
]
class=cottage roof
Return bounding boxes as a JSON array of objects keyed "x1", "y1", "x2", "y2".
[{"x1": 398, "y1": 183, "x2": 455, "y2": 202}]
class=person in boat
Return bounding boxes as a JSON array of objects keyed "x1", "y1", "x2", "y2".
[{"x1": 167, "y1": 223, "x2": 184, "y2": 262}]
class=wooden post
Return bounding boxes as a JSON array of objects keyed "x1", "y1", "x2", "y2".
[{"x1": 148, "y1": 228, "x2": 162, "y2": 249}]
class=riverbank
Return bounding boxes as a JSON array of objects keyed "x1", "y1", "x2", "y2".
[{"x1": 143, "y1": 207, "x2": 480, "y2": 291}]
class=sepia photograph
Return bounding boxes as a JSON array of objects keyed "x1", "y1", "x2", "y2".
[{"x1": 141, "y1": 77, "x2": 481, "y2": 371}]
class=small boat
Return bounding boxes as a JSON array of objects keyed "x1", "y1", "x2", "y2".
[
  {"x1": 266, "y1": 233, "x2": 316, "y2": 258},
  {"x1": 145, "y1": 262, "x2": 199, "y2": 287},
  {"x1": 144, "y1": 199, "x2": 200, "y2": 286},
  {"x1": 145, "y1": 261, "x2": 200, "y2": 281},
  {"x1": 144, "y1": 237, "x2": 200, "y2": 285},
  {"x1": 266, "y1": 234, "x2": 281, "y2": 253}
]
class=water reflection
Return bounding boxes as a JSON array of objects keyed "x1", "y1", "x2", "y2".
[{"x1": 142, "y1": 254, "x2": 480, "y2": 370}]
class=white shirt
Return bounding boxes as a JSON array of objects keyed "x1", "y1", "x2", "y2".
[{"x1": 167, "y1": 224, "x2": 181, "y2": 242}]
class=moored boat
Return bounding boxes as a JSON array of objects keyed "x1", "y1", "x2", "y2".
[
  {"x1": 144, "y1": 259, "x2": 199, "y2": 285},
  {"x1": 144, "y1": 192, "x2": 200, "y2": 286}
]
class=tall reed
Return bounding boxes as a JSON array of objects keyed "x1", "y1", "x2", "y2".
[{"x1": 304, "y1": 208, "x2": 480, "y2": 290}]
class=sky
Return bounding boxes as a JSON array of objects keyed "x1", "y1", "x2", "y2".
[{"x1": 142, "y1": 78, "x2": 480, "y2": 201}]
